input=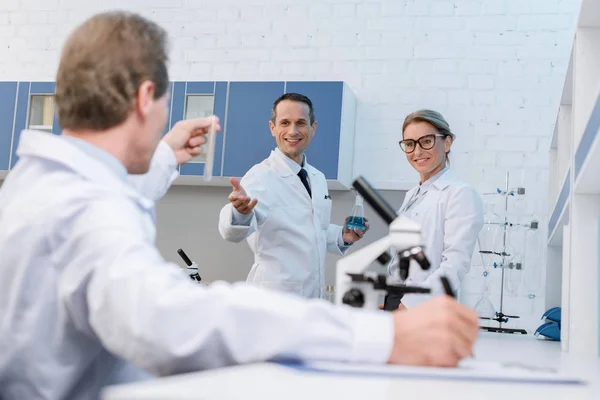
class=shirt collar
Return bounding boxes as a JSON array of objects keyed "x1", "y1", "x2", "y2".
[
  {"x1": 274, "y1": 147, "x2": 307, "y2": 175},
  {"x1": 61, "y1": 135, "x2": 128, "y2": 181},
  {"x1": 419, "y1": 165, "x2": 448, "y2": 191}
]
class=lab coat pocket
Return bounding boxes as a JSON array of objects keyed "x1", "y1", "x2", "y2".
[{"x1": 315, "y1": 199, "x2": 332, "y2": 230}]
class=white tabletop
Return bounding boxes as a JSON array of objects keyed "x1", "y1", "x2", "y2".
[{"x1": 101, "y1": 332, "x2": 600, "y2": 400}]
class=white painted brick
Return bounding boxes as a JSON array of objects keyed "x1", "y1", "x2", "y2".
[
  {"x1": 211, "y1": 62, "x2": 235, "y2": 76},
  {"x1": 468, "y1": 74, "x2": 495, "y2": 90},
  {"x1": 433, "y1": 59, "x2": 459, "y2": 72},
  {"x1": 9, "y1": 12, "x2": 29, "y2": 25},
  {"x1": 272, "y1": 48, "x2": 317, "y2": 61},
  {"x1": 467, "y1": 15, "x2": 518, "y2": 31},
  {"x1": 497, "y1": 152, "x2": 526, "y2": 167},
  {"x1": 308, "y1": 4, "x2": 332, "y2": 18},
  {"x1": 308, "y1": 33, "x2": 333, "y2": 47},
  {"x1": 431, "y1": 1, "x2": 456, "y2": 16},
  {"x1": 365, "y1": 45, "x2": 413, "y2": 60},
  {"x1": 422, "y1": 31, "x2": 453, "y2": 45},
  {"x1": 240, "y1": 6, "x2": 263, "y2": 20},
  {"x1": 2, "y1": 0, "x2": 19, "y2": 11},
  {"x1": 215, "y1": 36, "x2": 239, "y2": 49},
  {"x1": 190, "y1": 63, "x2": 212, "y2": 75},
  {"x1": 369, "y1": 17, "x2": 414, "y2": 31},
  {"x1": 316, "y1": 46, "x2": 364, "y2": 61},
  {"x1": 306, "y1": 62, "x2": 330, "y2": 75},
  {"x1": 217, "y1": 7, "x2": 241, "y2": 21},
  {"x1": 380, "y1": 1, "x2": 404, "y2": 16},
  {"x1": 284, "y1": 34, "x2": 309, "y2": 47},
  {"x1": 473, "y1": 31, "x2": 525, "y2": 46},
  {"x1": 472, "y1": 151, "x2": 498, "y2": 167},
  {"x1": 382, "y1": 60, "x2": 409, "y2": 74},
  {"x1": 262, "y1": 34, "x2": 286, "y2": 47},
  {"x1": 472, "y1": 90, "x2": 496, "y2": 105},
  {"x1": 234, "y1": 61, "x2": 259, "y2": 75},
  {"x1": 506, "y1": 2, "x2": 533, "y2": 14},
  {"x1": 486, "y1": 136, "x2": 538, "y2": 152},
  {"x1": 518, "y1": 15, "x2": 573, "y2": 31},
  {"x1": 455, "y1": 1, "x2": 481, "y2": 16},
  {"x1": 20, "y1": 0, "x2": 60, "y2": 10},
  {"x1": 358, "y1": 61, "x2": 384, "y2": 74},
  {"x1": 415, "y1": 16, "x2": 465, "y2": 31},
  {"x1": 282, "y1": 62, "x2": 305, "y2": 75},
  {"x1": 446, "y1": 90, "x2": 471, "y2": 106},
  {"x1": 285, "y1": 5, "x2": 308, "y2": 18},
  {"x1": 459, "y1": 59, "x2": 498, "y2": 73},
  {"x1": 333, "y1": 4, "x2": 356, "y2": 18},
  {"x1": 482, "y1": 0, "x2": 507, "y2": 15},
  {"x1": 405, "y1": 1, "x2": 430, "y2": 16},
  {"x1": 332, "y1": 33, "x2": 359, "y2": 47},
  {"x1": 414, "y1": 44, "x2": 466, "y2": 59},
  {"x1": 380, "y1": 32, "x2": 411, "y2": 47},
  {"x1": 357, "y1": 3, "x2": 381, "y2": 17},
  {"x1": 0, "y1": 13, "x2": 9, "y2": 25},
  {"x1": 356, "y1": 32, "x2": 381, "y2": 47},
  {"x1": 468, "y1": 45, "x2": 517, "y2": 60}
]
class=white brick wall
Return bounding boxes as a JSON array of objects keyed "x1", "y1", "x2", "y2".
[{"x1": 0, "y1": 0, "x2": 582, "y2": 333}]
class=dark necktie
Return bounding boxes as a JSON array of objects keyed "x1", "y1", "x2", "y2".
[{"x1": 297, "y1": 168, "x2": 312, "y2": 198}]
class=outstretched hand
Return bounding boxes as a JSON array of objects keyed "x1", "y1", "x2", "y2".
[{"x1": 228, "y1": 177, "x2": 258, "y2": 214}]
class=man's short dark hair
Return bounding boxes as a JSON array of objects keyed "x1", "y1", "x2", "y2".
[{"x1": 271, "y1": 93, "x2": 315, "y2": 124}]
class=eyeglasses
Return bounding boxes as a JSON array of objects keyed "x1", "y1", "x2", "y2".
[{"x1": 399, "y1": 134, "x2": 446, "y2": 154}]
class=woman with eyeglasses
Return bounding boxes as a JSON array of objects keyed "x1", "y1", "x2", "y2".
[{"x1": 383, "y1": 109, "x2": 484, "y2": 311}]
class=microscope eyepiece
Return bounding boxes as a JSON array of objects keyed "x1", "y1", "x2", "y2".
[{"x1": 411, "y1": 247, "x2": 430, "y2": 270}]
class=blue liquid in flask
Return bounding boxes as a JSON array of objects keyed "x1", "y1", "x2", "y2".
[
  {"x1": 346, "y1": 216, "x2": 366, "y2": 231},
  {"x1": 346, "y1": 194, "x2": 366, "y2": 231}
]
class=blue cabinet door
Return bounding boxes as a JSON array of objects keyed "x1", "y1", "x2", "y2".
[
  {"x1": 284, "y1": 81, "x2": 343, "y2": 180},
  {"x1": 222, "y1": 82, "x2": 284, "y2": 177},
  {"x1": 0, "y1": 82, "x2": 18, "y2": 171},
  {"x1": 10, "y1": 82, "x2": 31, "y2": 169}
]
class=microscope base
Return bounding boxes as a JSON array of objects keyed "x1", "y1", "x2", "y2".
[{"x1": 480, "y1": 326, "x2": 528, "y2": 335}]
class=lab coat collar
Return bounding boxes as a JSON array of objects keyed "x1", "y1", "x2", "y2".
[
  {"x1": 431, "y1": 167, "x2": 457, "y2": 191},
  {"x1": 272, "y1": 148, "x2": 316, "y2": 177},
  {"x1": 16, "y1": 130, "x2": 153, "y2": 207}
]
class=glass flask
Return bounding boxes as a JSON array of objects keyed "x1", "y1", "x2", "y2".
[{"x1": 346, "y1": 194, "x2": 367, "y2": 231}]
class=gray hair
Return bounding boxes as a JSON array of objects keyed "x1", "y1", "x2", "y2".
[{"x1": 402, "y1": 109, "x2": 455, "y2": 164}]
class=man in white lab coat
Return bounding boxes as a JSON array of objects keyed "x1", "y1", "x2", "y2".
[
  {"x1": 218, "y1": 93, "x2": 368, "y2": 299},
  {"x1": 0, "y1": 11, "x2": 479, "y2": 400}
]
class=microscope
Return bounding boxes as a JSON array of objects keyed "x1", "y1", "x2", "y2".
[
  {"x1": 336, "y1": 176, "x2": 452, "y2": 310},
  {"x1": 177, "y1": 248, "x2": 202, "y2": 282}
]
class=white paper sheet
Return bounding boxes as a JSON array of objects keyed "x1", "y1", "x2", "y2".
[{"x1": 288, "y1": 359, "x2": 585, "y2": 385}]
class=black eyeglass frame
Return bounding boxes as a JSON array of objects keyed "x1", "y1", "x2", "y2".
[{"x1": 398, "y1": 134, "x2": 447, "y2": 154}]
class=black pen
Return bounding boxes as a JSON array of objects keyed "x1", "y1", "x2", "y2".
[{"x1": 440, "y1": 276, "x2": 454, "y2": 298}]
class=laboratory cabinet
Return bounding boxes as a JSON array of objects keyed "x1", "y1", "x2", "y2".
[
  {"x1": 0, "y1": 80, "x2": 356, "y2": 189},
  {"x1": 547, "y1": 0, "x2": 600, "y2": 359}
]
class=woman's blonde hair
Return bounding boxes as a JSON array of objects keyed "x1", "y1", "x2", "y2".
[{"x1": 402, "y1": 109, "x2": 455, "y2": 164}]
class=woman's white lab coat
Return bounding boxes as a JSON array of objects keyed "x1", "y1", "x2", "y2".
[
  {"x1": 392, "y1": 168, "x2": 484, "y2": 308},
  {"x1": 218, "y1": 150, "x2": 348, "y2": 299},
  {"x1": 0, "y1": 131, "x2": 392, "y2": 400}
]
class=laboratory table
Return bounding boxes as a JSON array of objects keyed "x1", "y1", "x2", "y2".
[{"x1": 102, "y1": 332, "x2": 600, "y2": 400}]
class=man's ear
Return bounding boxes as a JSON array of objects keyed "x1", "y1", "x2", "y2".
[
  {"x1": 269, "y1": 120, "x2": 276, "y2": 137},
  {"x1": 136, "y1": 80, "x2": 156, "y2": 118},
  {"x1": 311, "y1": 120, "x2": 318, "y2": 137}
]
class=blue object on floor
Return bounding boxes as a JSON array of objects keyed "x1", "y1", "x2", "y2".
[
  {"x1": 541, "y1": 307, "x2": 561, "y2": 324},
  {"x1": 534, "y1": 321, "x2": 561, "y2": 341}
]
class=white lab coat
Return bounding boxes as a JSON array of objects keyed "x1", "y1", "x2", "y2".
[
  {"x1": 391, "y1": 168, "x2": 484, "y2": 308},
  {"x1": 0, "y1": 131, "x2": 393, "y2": 400},
  {"x1": 218, "y1": 149, "x2": 348, "y2": 299}
]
